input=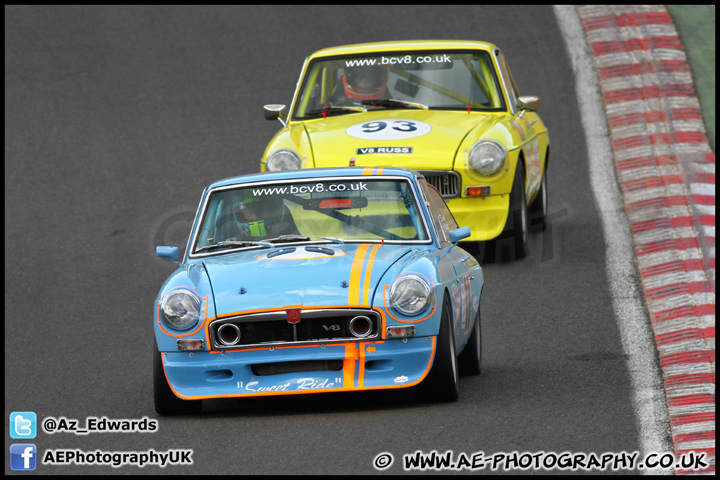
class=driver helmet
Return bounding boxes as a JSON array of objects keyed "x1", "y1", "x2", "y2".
[
  {"x1": 342, "y1": 64, "x2": 389, "y2": 100},
  {"x1": 233, "y1": 191, "x2": 285, "y2": 237}
]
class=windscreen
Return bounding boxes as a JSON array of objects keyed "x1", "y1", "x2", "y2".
[
  {"x1": 293, "y1": 51, "x2": 505, "y2": 119},
  {"x1": 193, "y1": 178, "x2": 429, "y2": 254}
]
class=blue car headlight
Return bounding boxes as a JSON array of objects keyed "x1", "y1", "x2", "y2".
[
  {"x1": 468, "y1": 140, "x2": 506, "y2": 176},
  {"x1": 266, "y1": 149, "x2": 301, "y2": 171},
  {"x1": 389, "y1": 275, "x2": 432, "y2": 316},
  {"x1": 160, "y1": 289, "x2": 202, "y2": 330}
]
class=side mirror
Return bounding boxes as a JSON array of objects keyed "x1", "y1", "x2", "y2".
[
  {"x1": 263, "y1": 104, "x2": 288, "y2": 122},
  {"x1": 156, "y1": 246, "x2": 181, "y2": 265},
  {"x1": 518, "y1": 96, "x2": 539, "y2": 112},
  {"x1": 448, "y1": 226, "x2": 471, "y2": 244}
]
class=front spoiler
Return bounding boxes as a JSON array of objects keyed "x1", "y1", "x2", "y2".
[{"x1": 162, "y1": 337, "x2": 436, "y2": 399}]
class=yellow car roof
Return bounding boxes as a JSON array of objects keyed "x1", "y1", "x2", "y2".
[{"x1": 308, "y1": 40, "x2": 498, "y2": 59}]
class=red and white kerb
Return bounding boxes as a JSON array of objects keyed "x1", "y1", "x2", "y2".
[{"x1": 578, "y1": 5, "x2": 715, "y2": 474}]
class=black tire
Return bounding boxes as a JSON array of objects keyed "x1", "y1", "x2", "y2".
[
  {"x1": 413, "y1": 297, "x2": 459, "y2": 403},
  {"x1": 458, "y1": 306, "x2": 482, "y2": 376},
  {"x1": 497, "y1": 165, "x2": 529, "y2": 261},
  {"x1": 529, "y1": 162, "x2": 548, "y2": 232},
  {"x1": 153, "y1": 343, "x2": 202, "y2": 416}
]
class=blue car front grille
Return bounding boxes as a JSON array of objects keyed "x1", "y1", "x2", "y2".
[{"x1": 209, "y1": 309, "x2": 380, "y2": 350}]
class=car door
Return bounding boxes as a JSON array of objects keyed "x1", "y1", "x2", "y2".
[
  {"x1": 418, "y1": 178, "x2": 476, "y2": 338},
  {"x1": 495, "y1": 49, "x2": 542, "y2": 198}
]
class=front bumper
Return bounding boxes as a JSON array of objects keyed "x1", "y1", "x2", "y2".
[
  {"x1": 446, "y1": 194, "x2": 511, "y2": 242},
  {"x1": 162, "y1": 337, "x2": 436, "y2": 399}
]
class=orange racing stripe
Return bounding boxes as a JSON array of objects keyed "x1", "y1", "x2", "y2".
[
  {"x1": 349, "y1": 244, "x2": 370, "y2": 305},
  {"x1": 362, "y1": 244, "x2": 380, "y2": 305},
  {"x1": 344, "y1": 343, "x2": 356, "y2": 388},
  {"x1": 358, "y1": 342, "x2": 367, "y2": 387}
]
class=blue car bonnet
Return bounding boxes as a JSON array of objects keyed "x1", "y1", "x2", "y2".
[{"x1": 201, "y1": 243, "x2": 413, "y2": 315}]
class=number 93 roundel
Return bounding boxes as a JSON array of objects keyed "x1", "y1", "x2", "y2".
[{"x1": 346, "y1": 119, "x2": 432, "y2": 140}]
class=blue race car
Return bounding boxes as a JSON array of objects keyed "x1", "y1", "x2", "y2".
[{"x1": 154, "y1": 166, "x2": 483, "y2": 415}]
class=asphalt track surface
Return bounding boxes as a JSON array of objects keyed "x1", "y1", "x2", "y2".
[{"x1": 4, "y1": 5, "x2": 672, "y2": 475}]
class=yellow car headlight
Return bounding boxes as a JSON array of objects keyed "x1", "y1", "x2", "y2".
[
  {"x1": 468, "y1": 141, "x2": 506, "y2": 176},
  {"x1": 266, "y1": 149, "x2": 300, "y2": 171}
]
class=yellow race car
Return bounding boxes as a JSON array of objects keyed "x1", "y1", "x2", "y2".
[{"x1": 261, "y1": 40, "x2": 549, "y2": 260}]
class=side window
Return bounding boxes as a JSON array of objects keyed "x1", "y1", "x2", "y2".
[
  {"x1": 419, "y1": 178, "x2": 459, "y2": 245},
  {"x1": 495, "y1": 50, "x2": 520, "y2": 112}
]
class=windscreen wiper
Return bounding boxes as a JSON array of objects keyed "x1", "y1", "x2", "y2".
[
  {"x1": 264, "y1": 235, "x2": 345, "y2": 244},
  {"x1": 195, "y1": 240, "x2": 272, "y2": 253},
  {"x1": 360, "y1": 98, "x2": 429, "y2": 110},
  {"x1": 305, "y1": 105, "x2": 367, "y2": 117}
]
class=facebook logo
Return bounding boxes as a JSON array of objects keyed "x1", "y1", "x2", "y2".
[
  {"x1": 10, "y1": 444, "x2": 37, "y2": 471},
  {"x1": 10, "y1": 412, "x2": 37, "y2": 439}
]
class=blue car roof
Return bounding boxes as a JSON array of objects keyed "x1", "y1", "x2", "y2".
[{"x1": 208, "y1": 167, "x2": 419, "y2": 189}]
